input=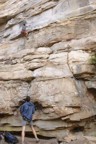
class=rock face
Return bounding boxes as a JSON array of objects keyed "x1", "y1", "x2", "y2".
[
  {"x1": 0, "y1": 0, "x2": 96, "y2": 144},
  {"x1": 1, "y1": 137, "x2": 58, "y2": 144}
]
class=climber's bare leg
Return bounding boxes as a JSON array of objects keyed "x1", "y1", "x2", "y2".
[
  {"x1": 22, "y1": 126, "x2": 26, "y2": 144},
  {"x1": 30, "y1": 125, "x2": 39, "y2": 141}
]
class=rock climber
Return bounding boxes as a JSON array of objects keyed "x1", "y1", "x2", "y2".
[
  {"x1": 21, "y1": 21, "x2": 28, "y2": 37},
  {"x1": 15, "y1": 96, "x2": 39, "y2": 144}
]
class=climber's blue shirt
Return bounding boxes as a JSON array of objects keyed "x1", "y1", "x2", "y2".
[{"x1": 20, "y1": 102, "x2": 35, "y2": 122}]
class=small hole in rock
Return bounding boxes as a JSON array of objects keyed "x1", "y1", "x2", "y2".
[{"x1": 70, "y1": 126, "x2": 84, "y2": 133}]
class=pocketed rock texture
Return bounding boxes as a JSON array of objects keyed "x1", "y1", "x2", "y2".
[{"x1": 0, "y1": 0, "x2": 96, "y2": 144}]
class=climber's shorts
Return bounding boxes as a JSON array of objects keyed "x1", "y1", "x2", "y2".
[
  {"x1": 22, "y1": 119, "x2": 33, "y2": 126},
  {"x1": 21, "y1": 30, "x2": 28, "y2": 37}
]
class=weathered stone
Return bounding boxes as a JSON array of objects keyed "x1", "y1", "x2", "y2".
[
  {"x1": 85, "y1": 81, "x2": 96, "y2": 89},
  {"x1": 2, "y1": 0, "x2": 96, "y2": 39},
  {"x1": 22, "y1": 54, "x2": 49, "y2": 61},
  {"x1": 69, "y1": 51, "x2": 90, "y2": 64},
  {"x1": 69, "y1": 110, "x2": 96, "y2": 121},
  {"x1": 0, "y1": 0, "x2": 96, "y2": 142},
  {"x1": 68, "y1": 51, "x2": 96, "y2": 78},
  {"x1": 49, "y1": 52, "x2": 68, "y2": 65},
  {"x1": 0, "y1": 81, "x2": 29, "y2": 113},
  {"x1": 34, "y1": 120, "x2": 72, "y2": 131},
  {"x1": 36, "y1": 47, "x2": 52, "y2": 54},
  {"x1": 84, "y1": 136, "x2": 96, "y2": 143},
  {"x1": 70, "y1": 35, "x2": 96, "y2": 51},
  {"x1": 1, "y1": 137, "x2": 58, "y2": 144},
  {"x1": 0, "y1": 64, "x2": 33, "y2": 80},
  {"x1": 25, "y1": 61, "x2": 46, "y2": 71},
  {"x1": 61, "y1": 137, "x2": 94, "y2": 144},
  {"x1": 33, "y1": 65, "x2": 72, "y2": 79},
  {"x1": 29, "y1": 78, "x2": 80, "y2": 116},
  {"x1": 61, "y1": 136, "x2": 96, "y2": 144},
  {"x1": 51, "y1": 42, "x2": 70, "y2": 52},
  {"x1": 69, "y1": 64, "x2": 95, "y2": 79}
]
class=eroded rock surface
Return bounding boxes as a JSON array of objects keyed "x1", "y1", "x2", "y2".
[
  {"x1": 1, "y1": 137, "x2": 58, "y2": 144},
  {"x1": 0, "y1": 0, "x2": 96, "y2": 144}
]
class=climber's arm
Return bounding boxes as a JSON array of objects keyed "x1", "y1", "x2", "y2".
[{"x1": 14, "y1": 106, "x2": 20, "y2": 116}]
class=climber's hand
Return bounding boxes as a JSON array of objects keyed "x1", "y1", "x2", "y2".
[{"x1": 14, "y1": 111, "x2": 18, "y2": 116}]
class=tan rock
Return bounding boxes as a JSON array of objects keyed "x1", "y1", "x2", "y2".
[
  {"x1": 84, "y1": 136, "x2": 96, "y2": 143},
  {"x1": 69, "y1": 64, "x2": 95, "y2": 78},
  {"x1": 69, "y1": 110, "x2": 96, "y2": 121},
  {"x1": 51, "y1": 42, "x2": 69, "y2": 52},
  {"x1": 0, "y1": 0, "x2": 96, "y2": 142},
  {"x1": 25, "y1": 61, "x2": 46, "y2": 71},
  {"x1": 1, "y1": 137, "x2": 58, "y2": 144},
  {"x1": 85, "y1": 81, "x2": 96, "y2": 89},
  {"x1": 23, "y1": 54, "x2": 49, "y2": 61},
  {"x1": 61, "y1": 137, "x2": 94, "y2": 144},
  {"x1": 0, "y1": 81, "x2": 29, "y2": 113},
  {"x1": 69, "y1": 51, "x2": 90, "y2": 64},
  {"x1": 64, "y1": 134, "x2": 77, "y2": 143},
  {"x1": 36, "y1": 47, "x2": 52, "y2": 54},
  {"x1": 29, "y1": 78, "x2": 80, "y2": 116},
  {"x1": 33, "y1": 65, "x2": 72, "y2": 79},
  {"x1": 70, "y1": 35, "x2": 96, "y2": 51},
  {"x1": 49, "y1": 52, "x2": 68, "y2": 65},
  {"x1": 0, "y1": 64, "x2": 33, "y2": 80}
]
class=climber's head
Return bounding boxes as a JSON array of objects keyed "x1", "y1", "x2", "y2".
[
  {"x1": 22, "y1": 21, "x2": 26, "y2": 26},
  {"x1": 25, "y1": 96, "x2": 31, "y2": 102}
]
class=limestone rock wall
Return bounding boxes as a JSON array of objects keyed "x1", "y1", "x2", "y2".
[{"x1": 0, "y1": 0, "x2": 96, "y2": 143}]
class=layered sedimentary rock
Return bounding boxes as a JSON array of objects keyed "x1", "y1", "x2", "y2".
[{"x1": 0, "y1": 0, "x2": 96, "y2": 144}]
